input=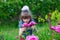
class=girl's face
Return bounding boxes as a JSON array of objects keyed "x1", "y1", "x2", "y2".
[
  {"x1": 23, "y1": 18, "x2": 30, "y2": 23},
  {"x1": 21, "y1": 12, "x2": 31, "y2": 23}
]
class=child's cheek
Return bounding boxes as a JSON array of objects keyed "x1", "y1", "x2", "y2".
[
  {"x1": 27, "y1": 18, "x2": 30, "y2": 21},
  {"x1": 26, "y1": 19, "x2": 30, "y2": 23}
]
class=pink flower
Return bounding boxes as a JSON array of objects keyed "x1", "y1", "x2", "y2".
[
  {"x1": 26, "y1": 34, "x2": 39, "y2": 40},
  {"x1": 50, "y1": 25, "x2": 60, "y2": 34},
  {"x1": 50, "y1": 25, "x2": 55, "y2": 30},
  {"x1": 16, "y1": 36, "x2": 19, "y2": 39},
  {"x1": 55, "y1": 25, "x2": 60, "y2": 33},
  {"x1": 22, "y1": 23, "x2": 28, "y2": 27},
  {"x1": 29, "y1": 21, "x2": 36, "y2": 26}
]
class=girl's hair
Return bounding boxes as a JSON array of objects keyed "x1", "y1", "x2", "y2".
[{"x1": 20, "y1": 6, "x2": 32, "y2": 19}]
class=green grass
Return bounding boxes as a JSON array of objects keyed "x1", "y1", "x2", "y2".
[
  {"x1": 0, "y1": 22, "x2": 60, "y2": 40},
  {"x1": 0, "y1": 23, "x2": 19, "y2": 40}
]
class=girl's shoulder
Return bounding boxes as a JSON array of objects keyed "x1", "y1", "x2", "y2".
[
  {"x1": 19, "y1": 20, "x2": 24, "y2": 25},
  {"x1": 19, "y1": 20, "x2": 24, "y2": 28},
  {"x1": 29, "y1": 18, "x2": 35, "y2": 23}
]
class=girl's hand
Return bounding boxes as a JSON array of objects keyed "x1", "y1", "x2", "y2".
[
  {"x1": 19, "y1": 27, "x2": 26, "y2": 37},
  {"x1": 31, "y1": 25, "x2": 35, "y2": 30},
  {"x1": 31, "y1": 25, "x2": 38, "y2": 33}
]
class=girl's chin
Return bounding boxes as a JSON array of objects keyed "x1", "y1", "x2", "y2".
[
  {"x1": 24, "y1": 21, "x2": 30, "y2": 23},
  {"x1": 24, "y1": 22, "x2": 29, "y2": 23}
]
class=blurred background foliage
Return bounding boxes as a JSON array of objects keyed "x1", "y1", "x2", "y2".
[{"x1": 0, "y1": 0, "x2": 60, "y2": 24}]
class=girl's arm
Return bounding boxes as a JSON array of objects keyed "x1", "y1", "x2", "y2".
[
  {"x1": 19, "y1": 20, "x2": 23, "y2": 28},
  {"x1": 31, "y1": 25, "x2": 35, "y2": 30},
  {"x1": 19, "y1": 20, "x2": 26, "y2": 36},
  {"x1": 31, "y1": 25, "x2": 38, "y2": 33},
  {"x1": 31, "y1": 18, "x2": 38, "y2": 32}
]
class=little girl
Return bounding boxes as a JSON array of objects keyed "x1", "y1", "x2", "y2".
[{"x1": 19, "y1": 6, "x2": 36, "y2": 40}]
